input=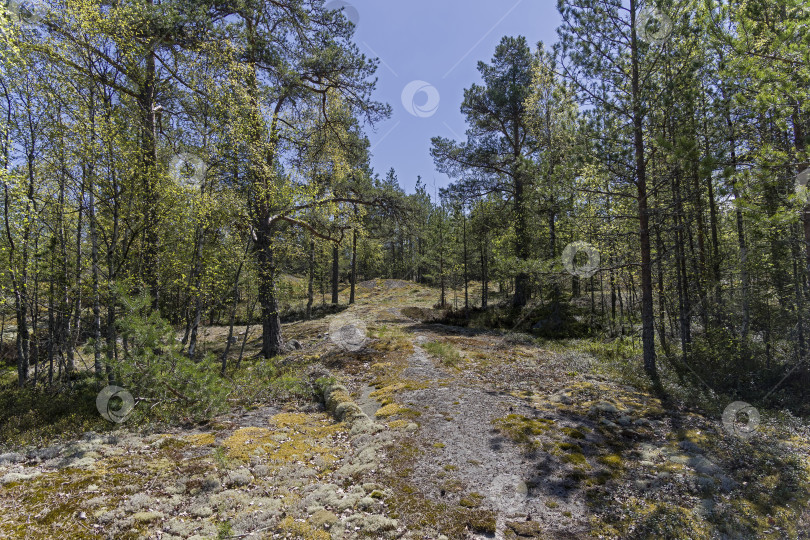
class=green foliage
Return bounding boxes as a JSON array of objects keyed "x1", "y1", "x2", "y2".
[
  {"x1": 422, "y1": 341, "x2": 462, "y2": 367},
  {"x1": 216, "y1": 521, "x2": 234, "y2": 539},
  {"x1": 113, "y1": 293, "x2": 229, "y2": 423},
  {"x1": 0, "y1": 372, "x2": 112, "y2": 449}
]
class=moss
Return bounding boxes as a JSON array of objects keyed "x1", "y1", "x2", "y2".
[
  {"x1": 222, "y1": 427, "x2": 276, "y2": 461},
  {"x1": 132, "y1": 511, "x2": 162, "y2": 523},
  {"x1": 598, "y1": 454, "x2": 623, "y2": 468},
  {"x1": 277, "y1": 515, "x2": 331, "y2": 539},
  {"x1": 370, "y1": 381, "x2": 427, "y2": 405},
  {"x1": 558, "y1": 442, "x2": 583, "y2": 453},
  {"x1": 458, "y1": 493, "x2": 484, "y2": 508},
  {"x1": 368, "y1": 325, "x2": 413, "y2": 353},
  {"x1": 545, "y1": 500, "x2": 559, "y2": 509},
  {"x1": 561, "y1": 427, "x2": 586, "y2": 439},
  {"x1": 440, "y1": 478, "x2": 464, "y2": 493},
  {"x1": 375, "y1": 403, "x2": 406, "y2": 418},
  {"x1": 433, "y1": 442, "x2": 446, "y2": 449},
  {"x1": 588, "y1": 471, "x2": 617, "y2": 485},
  {"x1": 562, "y1": 452, "x2": 588, "y2": 466},
  {"x1": 492, "y1": 414, "x2": 555, "y2": 444},
  {"x1": 222, "y1": 413, "x2": 341, "y2": 465},
  {"x1": 466, "y1": 511, "x2": 497, "y2": 534},
  {"x1": 423, "y1": 341, "x2": 463, "y2": 367},
  {"x1": 675, "y1": 428, "x2": 710, "y2": 446},
  {"x1": 0, "y1": 465, "x2": 139, "y2": 538}
]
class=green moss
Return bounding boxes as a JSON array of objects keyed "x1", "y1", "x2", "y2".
[
  {"x1": 598, "y1": 454, "x2": 623, "y2": 468},
  {"x1": 375, "y1": 403, "x2": 406, "y2": 418},
  {"x1": 441, "y1": 478, "x2": 464, "y2": 494},
  {"x1": 558, "y1": 442, "x2": 583, "y2": 453},
  {"x1": 562, "y1": 452, "x2": 588, "y2": 466},
  {"x1": 562, "y1": 427, "x2": 586, "y2": 439},
  {"x1": 492, "y1": 414, "x2": 555, "y2": 444},
  {"x1": 466, "y1": 512, "x2": 497, "y2": 534},
  {"x1": 423, "y1": 341, "x2": 463, "y2": 367},
  {"x1": 459, "y1": 493, "x2": 484, "y2": 508}
]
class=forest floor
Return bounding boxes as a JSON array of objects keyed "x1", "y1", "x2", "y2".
[{"x1": 1, "y1": 280, "x2": 810, "y2": 539}]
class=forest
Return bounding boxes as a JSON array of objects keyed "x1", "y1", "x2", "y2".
[{"x1": 1, "y1": 0, "x2": 809, "y2": 539}]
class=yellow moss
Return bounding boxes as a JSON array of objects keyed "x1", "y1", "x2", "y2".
[
  {"x1": 278, "y1": 516, "x2": 331, "y2": 540},
  {"x1": 677, "y1": 428, "x2": 710, "y2": 446},
  {"x1": 376, "y1": 403, "x2": 406, "y2": 418},
  {"x1": 146, "y1": 457, "x2": 175, "y2": 473},
  {"x1": 370, "y1": 382, "x2": 426, "y2": 405},
  {"x1": 223, "y1": 414, "x2": 342, "y2": 464},
  {"x1": 185, "y1": 433, "x2": 216, "y2": 446},
  {"x1": 388, "y1": 419, "x2": 409, "y2": 429},
  {"x1": 562, "y1": 452, "x2": 588, "y2": 466},
  {"x1": 222, "y1": 427, "x2": 276, "y2": 461},
  {"x1": 272, "y1": 412, "x2": 309, "y2": 427},
  {"x1": 459, "y1": 492, "x2": 484, "y2": 508},
  {"x1": 371, "y1": 362, "x2": 393, "y2": 372},
  {"x1": 598, "y1": 454, "x2": 623, "y2": 468},
  {"x1": 492, "y1": 414, "x2": 555, "y2": 444}
]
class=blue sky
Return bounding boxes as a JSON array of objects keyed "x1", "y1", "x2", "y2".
[{"x1": 335, "y1": 0, "x2": 562, "y2": 195}]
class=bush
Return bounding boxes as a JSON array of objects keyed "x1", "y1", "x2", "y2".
[
  {"x1": 0, "y1": 372, "x2": 112, "y2": 448},
  {"x1": 113, "y1": 293, "x2": 229, "y2": 423}
]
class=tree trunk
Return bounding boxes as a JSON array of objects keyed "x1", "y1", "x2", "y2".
[
  {"x1": 655, "y1": 219, "x2": 669, "y2": 356},
  {"x1": 462, "y1": 207, "x2": 469, "y2": 311},
  {"x1": 139, "y1": 43, "x2": 160, "y2": 310},
  {"x1": 631, "y1": 0, "x2": 657, "y2": 382},
  {"x1": 237, "y1": 295, "x2": 259, "y2": 370},
  {"x1": 307, "y1": 238, "x2": 315, "y2": 319},
  {"x1": 331, "y1": 244, "x2": 339, "y2": 305},
  {"x1": 480, "y1": 233, "x2": 489, "y2": 309},
  {"x1": 350, "y1": 228, "x2": 357, "y2": 304},
  {"x1": 257, "y1": 224, "x2": 283, "y2": 358},
  {"x1": 791, "y1": 109, "x2": 810, "y2": 289},
  {"x1": 513, "y1": 172, "x2": 530, "y2": 307},
  {"x1": 187, "y1": 293, "x2": 204, "y2": 358},
  {"x1": 222, "y1": 238, "x2": 251, "y2": 375},
  {"x1": 673, "y1": 173, "x2": 691, "y2": 361}
]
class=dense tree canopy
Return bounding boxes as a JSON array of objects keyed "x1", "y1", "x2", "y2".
[{"x1": 0, "y1": 0, "x2": 808, "y2": 419}]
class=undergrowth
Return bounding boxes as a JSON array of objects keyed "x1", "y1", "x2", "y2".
[
  {"x1": 422, "y1": 341, "x2": 462, "y2": 367},
  {"x1": 0, "y1": 294, "x2": 319, "y2": 450}
]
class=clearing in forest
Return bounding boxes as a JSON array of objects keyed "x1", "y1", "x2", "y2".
[{"x1": 0, "y1": 281, "x2": 809, "y2": 539}]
